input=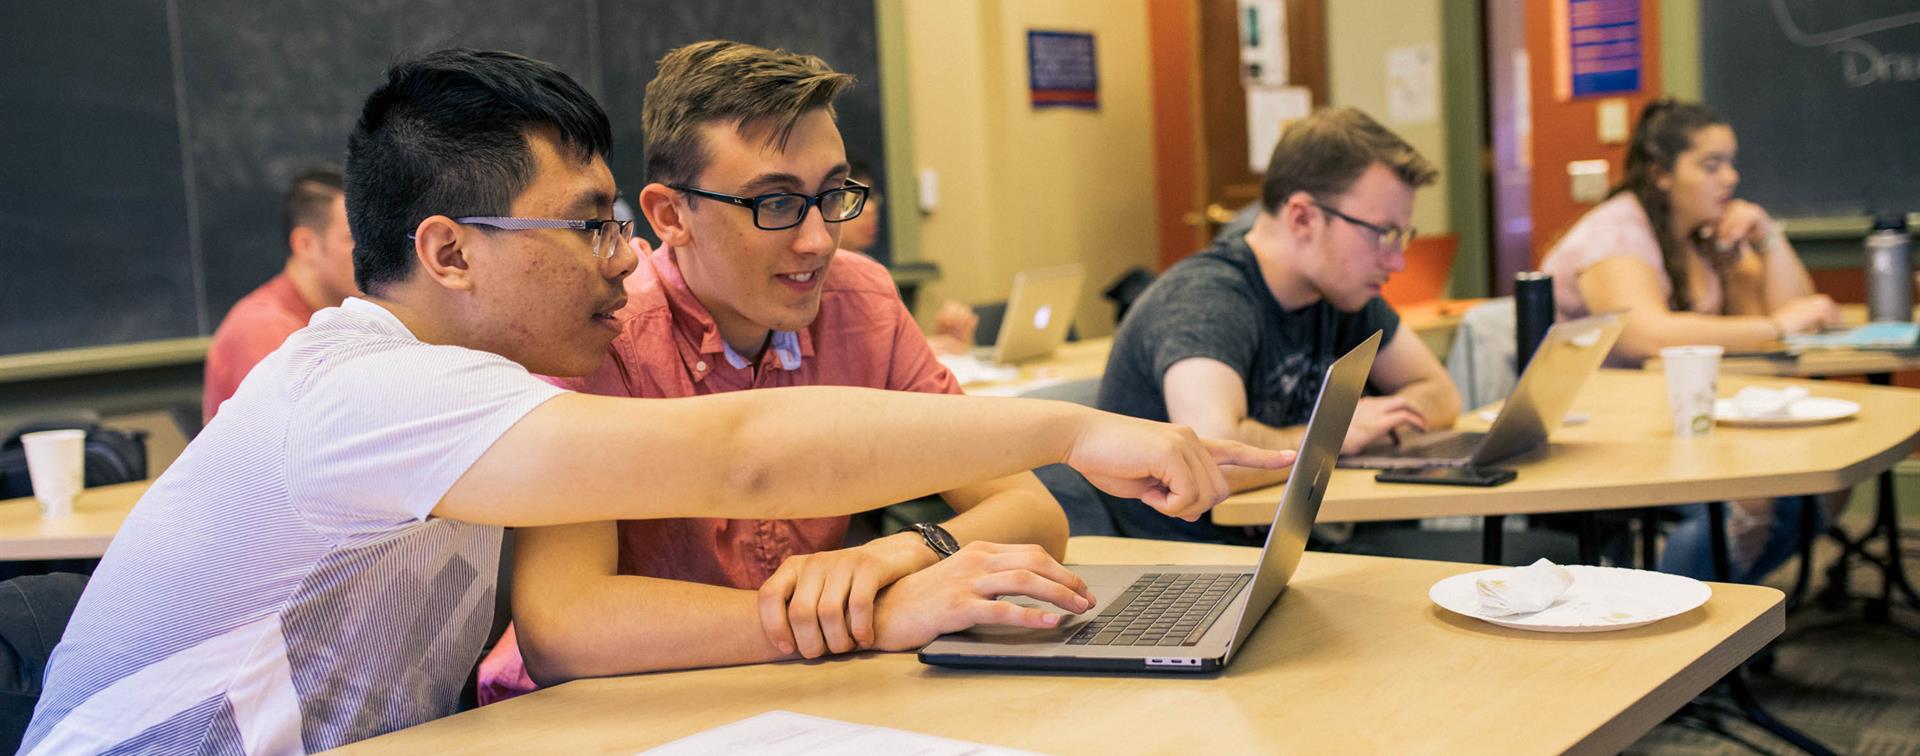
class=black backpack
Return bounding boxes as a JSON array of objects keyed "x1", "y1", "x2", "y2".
[{"x1": 0, "y1": 422, "x2": 149, "y2": 500}]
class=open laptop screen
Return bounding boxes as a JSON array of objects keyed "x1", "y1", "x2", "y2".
[{"x1": 1227, "y1": 330, "x2": 1381, "y2": 654}]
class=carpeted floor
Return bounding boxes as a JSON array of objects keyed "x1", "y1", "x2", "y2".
[{"x1": 1628, "y1": 511, "x2": 1920, "y2": 755}]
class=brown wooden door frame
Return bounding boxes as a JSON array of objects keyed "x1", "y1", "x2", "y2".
[
  {"x1": 1147, "y1": 0, "x2": 1206, "y2": 271},
  {"x1": 1150, "y1": 0, "x2": 1327, "y2": 270}
]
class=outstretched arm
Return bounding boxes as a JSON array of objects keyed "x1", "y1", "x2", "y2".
[{"x1": 437, "y1": 388, "x2": 1293, "y2": 526}]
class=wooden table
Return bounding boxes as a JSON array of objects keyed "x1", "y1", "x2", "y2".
[
  {"x1": 336, "y1": 536, "x2": 1783, "y2": 756},
  {"x1": 1703, "y1": 348, "x2": 1920, "y2": 378},
  {"x1": 1644, "y1": 304, "x2": 1920, "y2": 619},
  {"x1": 1398, "y1": 297, "x2": 1483, "y2": 358},
  {"x1": 1652, "y1": 303, "x2": 1920, "y2": 377},
  {"x1": 963, "y1": 297, "x2": 1471, "y2": 397},
  {"x1": 1214, "y1": 368, "x2": 1920, "y2": 526},
  {"x1": 963, "y1": 337, "x2": 1112, "y2": 396},
  {"x1": 0, "y1": 480, "x2": 148, "y2": 560}
]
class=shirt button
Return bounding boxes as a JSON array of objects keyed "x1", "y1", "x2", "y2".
[{"x1": 694, "y1": 360, "x2": 707, "y2": 372}]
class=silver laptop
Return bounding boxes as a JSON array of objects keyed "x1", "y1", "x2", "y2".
[
  {"x1": 1341, "y1": 313, "x2": 1623, "y2": 470},
  {"x1": 991, "y1": 264, "x2": 1086, "y2": 364},
  {"x1": 918, "y1": 331, "x2": 1380, "y2": 673}
]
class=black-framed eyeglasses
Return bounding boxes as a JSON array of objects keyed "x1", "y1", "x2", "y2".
[
  {"x1": 1313, "y1": 202, "x2": 1415, "y2": 252},
  {"x1": 412, "y1": 216, "x2": 635, "y2": 260},
  {"x1": 669, "y1": 180, "x2": 869, "y2": 231}
]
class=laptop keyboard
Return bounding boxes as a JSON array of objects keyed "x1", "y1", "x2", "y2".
[
  {"x1": 1407, "y1": 432, "x2": 1485, "y2": 460},
  {"x1": 1065, "y1": 572, "x2": 1253, "y2": 647}
]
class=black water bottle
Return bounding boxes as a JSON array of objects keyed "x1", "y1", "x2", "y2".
[{"x1": 1514, "y1": 271, "x2": 1554, "y2": 372}]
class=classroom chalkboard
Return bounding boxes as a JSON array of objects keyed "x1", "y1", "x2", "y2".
[
  {"x1": 1699, "y1": 0, "x2": 1920, "y2": 220},
  {"x1": 0, "y1": 0, "x2": 886, "y2": 358}
]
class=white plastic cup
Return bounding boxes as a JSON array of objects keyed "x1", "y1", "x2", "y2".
[
  {"x1": 21, "y1": 429, "x2": 85, "y2": 518},
  {"x1": 1661, "y1": 346, "x2": 1724, "y2": 438}
]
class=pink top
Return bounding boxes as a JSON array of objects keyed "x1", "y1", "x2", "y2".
[
  {"x1": 477, "y1": 245, "x2": 960, "y2": 703},
  {"x1": 1537, "y1": 193, "x2": 1721, "y2": 322},
  {"x1": 202, "y1": 273, "x2": 315, "y2": 421}
]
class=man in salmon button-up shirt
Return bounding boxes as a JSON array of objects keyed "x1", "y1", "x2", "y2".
[{"x1": 477, "y1": 41, "x2": 1074, "y2": 703}]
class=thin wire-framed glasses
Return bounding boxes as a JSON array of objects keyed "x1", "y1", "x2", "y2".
[
  {"x1": 669, "y1": 180, "x2": 869, "y2": 231},
  {"x1": 418, "y1": 216, "x2": 635, "y2": 260},
  {"x1": 1312, "y1": 202, "x2": 1416, "y2": 252}
]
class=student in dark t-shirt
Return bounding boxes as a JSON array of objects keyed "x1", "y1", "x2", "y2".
[{"x1": 1097, "y1": 107, "x2": 1463, "y2": 542}]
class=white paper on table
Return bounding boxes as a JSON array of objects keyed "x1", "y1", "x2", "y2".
[
  {"x1": 639, "y1": 710, "x2": 1041, "y2": 756},
  {"x1": 1386, "y1": 43, "x2": 1438, "y2": 124},
  {"x1": 937, "y1": 353, "x2": 1018, "y2": 386},
  {"x1": 968, "y1": 377, "x2": 1069, "y2": 398},
  {"x1": 1246, "y1": 85, "x2": 1312, "y2": 172}
]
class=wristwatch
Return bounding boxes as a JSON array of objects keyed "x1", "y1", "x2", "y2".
[{"x1": 906, "y1": 522, "x2": 960, "y2": 559}]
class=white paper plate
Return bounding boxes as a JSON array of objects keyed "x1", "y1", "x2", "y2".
[
  {"x1": 1713, "y1": 396, "x2": 1860, "y2": 427},
  {"x1": 1429, "y1": 565, "x2": 1711, "y2": 633}
]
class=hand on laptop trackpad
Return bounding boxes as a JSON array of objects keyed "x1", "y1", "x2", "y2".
[
  {"x1": 957, "y1": 598, "x2": 1085, "y2": 644},
  {"x1": 960, "y1": 621, "x2": 1082, "y2": 644}
]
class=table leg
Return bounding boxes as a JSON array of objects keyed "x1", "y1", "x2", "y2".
[
  {"x1": 1639, "y1": 509, "x2": 1661, "y2": 570},
  {"x1": 1705, "y1": 501, "x2": 1835, "y2": 755},
  {"x1": 1871, "y1": 467, "x2": 1920, "y2": 616},
  {"x1": 1481, "y1": 515, "x2": 1504, "y2": 565},
  {"x1": 1726, "y1": 670, "x2": 1837, "y2": 756},
  {"x1": 1577, "y1": 511, "x2": 1600, "y2": 565},
  {"x1": 1785, "y1": 498, "x2": 1819, "y2": 612},
  {"x1": 1864, "y1": 372, "x2": 1920, "y2": 615},
  {"x1": 1708, "y1": 501, "x2": 1733, "y2": 581}
]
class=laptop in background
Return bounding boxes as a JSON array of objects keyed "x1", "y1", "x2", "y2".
[
  {"x1": 990, "y1": 264, "x2": 1085, "y2": 364},
  {"x1": 1341, "y1": 313, "x2": 1622, "y2": 470},
  {"x1": 918, "y1": 331, "x2": 1380, "y2": 673}
]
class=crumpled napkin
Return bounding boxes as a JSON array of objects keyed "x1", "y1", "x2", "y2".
[
  {"x1": 1475, "y1": 558, "x2": 1575, "y2": 616},
  {"x1": 1731, "y1": 385, "x2": 1809, "y2": 418}
]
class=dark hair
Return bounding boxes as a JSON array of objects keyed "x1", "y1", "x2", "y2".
[
  {"x1": 282, "y1": 166, "x2": 344, "y2": 239},
  {"x1": 345, "y1": 48, "x2": 611, "y2": 293},
  {"x1": 1260, "y1": 107, "x2": 1437, "y2": 213},
  {"x1": 643, "y1": 40, "x2": 854, "y2": 187},
  {"x1": 847, "y1": 156, "x2": 875, "y2": 186},
  {"x1": 1610, "y1": 98, "x2": 1728, "y2": 311}
]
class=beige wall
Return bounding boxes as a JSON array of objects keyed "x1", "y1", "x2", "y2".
[
  {"x1": 903, "y1": 0, "x2": 1158, "y2": 337},
  {"x1": 1324, "y1": 0, "x2": 1451, "y2": 234}
]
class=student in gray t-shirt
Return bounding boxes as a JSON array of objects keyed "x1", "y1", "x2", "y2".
[{"x1": 1095, "y1": 107, "x2": 1464, "y2": 543}]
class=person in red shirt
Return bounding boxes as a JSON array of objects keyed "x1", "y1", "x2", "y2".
[
  {"x1": 477, "y1": 41, "x2": 1083, "y2": 701},
  {"x1": 200, "y1": 167, "x2": 361, "y2": 421}
]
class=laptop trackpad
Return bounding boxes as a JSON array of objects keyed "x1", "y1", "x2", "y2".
[{"x1": 952, "y1": 596, "x2": 1089, "y2": 644}]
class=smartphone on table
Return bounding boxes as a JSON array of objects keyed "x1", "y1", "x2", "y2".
[{"x1": 1374, "y1": 466, "x2": 1517, "y2": 487}]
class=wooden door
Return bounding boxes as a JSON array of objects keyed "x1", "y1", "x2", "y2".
[{"x1": 1150, "y1": 0, "x2": 1327, "y2": 269}]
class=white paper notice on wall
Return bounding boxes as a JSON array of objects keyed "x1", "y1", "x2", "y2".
[
  {"x1": 1247, "y1": 85, "x2": 1312, "y2": 172},
  {"x1": 1237, "y1": 0, "x2": 1288, "y2": 86},
  {"x1": 1386, "y1": 43, "x2": 1439, "y2": 125}
]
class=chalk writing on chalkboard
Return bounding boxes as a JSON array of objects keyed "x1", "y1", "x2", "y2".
[
  {"x1": 1769, "y1": 0, "x2": 1920, "y2": 88},
  {"x1": 1701, "y1": 0, "x2": 1920, "y2": 219}
]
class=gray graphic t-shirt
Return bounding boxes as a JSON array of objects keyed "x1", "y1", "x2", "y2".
[{"x1": 1098, "y1": 235, "x2": 1399, "y2": 430}]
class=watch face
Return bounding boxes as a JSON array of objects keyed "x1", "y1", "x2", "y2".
[{"x1": 916, "y1": 523, "x2": 959, "y2": 556}]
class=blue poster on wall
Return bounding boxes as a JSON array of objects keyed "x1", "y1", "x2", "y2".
[
  {"x1": 1028, "y1": 30, "x2": 1099, "y2": 109},
  {"x1": 1568, "y1": 0, "x2": 1641, "y2": 97}
]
